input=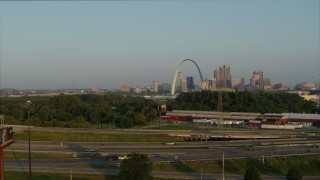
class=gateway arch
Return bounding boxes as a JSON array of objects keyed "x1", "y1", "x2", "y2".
[{"x1": 171, "y1": 59, "x2": 204, "y2": 95}]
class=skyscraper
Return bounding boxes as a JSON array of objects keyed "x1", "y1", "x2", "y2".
[
  {"x1": 176, "y1": 72, "x2": 182, "y2": 92},
  {"x1": 186, "y1": 77, "x2": 194, "y2": 91},
  {"x1": 214, "y1": 65, "x2": 232, "y2": 89},
  {"x1": 159, "y1": 83, "x2": 171, "y2": 94},
  {"x1": 181, "y1": 78, "x2": 187, "y2": 92},
  {"x1": 250, "y1": 71, "x2": 264, "y2": 90},
  {"x1": 263, "y1": 78, "x2": 272, "y2": 91},
  {"x1": 153, "y1": 80, "x2": 158, "y2": 93},
  {"x1": 232, "y1": 78, "x2": 245, "y2": 91}
]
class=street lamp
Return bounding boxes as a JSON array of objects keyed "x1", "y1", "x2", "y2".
[{"x1": 26, "y1": 101, "x2": 32, "y2": 180}]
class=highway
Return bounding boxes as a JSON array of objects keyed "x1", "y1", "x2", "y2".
[
  {"x1": 8, "y1": 126, "x2": 320, "y2": 162},
  {"x1": 4, "y1": 160, "x2": 320, "y2": 180},
  {"x1": 5, "y1": 126, "x2": 320, "y2": 179},
  {"x1": 7, "y1": 140, "x2": 320, "y2": 162}
]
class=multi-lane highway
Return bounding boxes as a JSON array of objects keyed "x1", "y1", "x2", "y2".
[
  {"x1": 4, "y1": 159, "x2": 320, "y2": 180},
  {"x1": 8, "y1": 138, "x2": 320, "y2": 160},
  {"x1": 5, "y1": 126, "x2": 320, "y2": 179}
]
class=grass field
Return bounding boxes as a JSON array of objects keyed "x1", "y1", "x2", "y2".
[
  {"x1": 4, "y1": 172, "x2": 117, "y2": 180},
  {"x1": 13, "y1": 130, "x2": 181, "y2": 142},
  {"x1": 4, "y1": 151, "x2": 74, "y2": 160},
  {"x1": 153, "y1": 154, "x2": 320, "y2": 176},
  {"x1": 5, "y1": 154, "x2": 320, "y2": 176},
  {"x1": 4, "y1": 171, "x2": 174, "y2": 180}
]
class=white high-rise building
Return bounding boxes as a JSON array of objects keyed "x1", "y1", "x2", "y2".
[{"x1": 153, "y1": 80, "x2": 158, "y2": 93}]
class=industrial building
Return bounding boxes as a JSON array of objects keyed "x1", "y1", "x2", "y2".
[{"x1": 163, "y1": 110, "x2": 320, "y2": 129}]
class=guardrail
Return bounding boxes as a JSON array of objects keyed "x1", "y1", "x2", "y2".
[{"x1": 154, "y1": 152, "x2": 320, "y2": 164}]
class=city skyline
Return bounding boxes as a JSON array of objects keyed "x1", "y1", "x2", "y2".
[{"x1": 1, "y1": 0, "x2": 319, "y2": 89}]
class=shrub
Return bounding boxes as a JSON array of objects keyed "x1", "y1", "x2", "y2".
[
  {"x1": 286, "y1": 167, "x2": 303, "y2": 180},
  {"x1": 244, "y1": 166, "x2": 261, "y2": 180}
]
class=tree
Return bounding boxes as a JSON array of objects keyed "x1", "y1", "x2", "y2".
[
  {"x1": 134, "y1": 113, "x2": 146, "y2": 125},
  {"x1": 116, "y1": 116, "x2": 134, "y2": 128},
  {"x1": 244, "y1": 167, "x2": 261, "y2": 180},
  {"x1": 286, "y1": 167, "x2": 303, "y2": 180},
  {"x1": 119, "y1": 152, "x2": 153, "y2": 180}
]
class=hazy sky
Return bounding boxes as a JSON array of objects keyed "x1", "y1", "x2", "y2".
[{"x1": 1, "y1": 0, "x2": 319, "y2": 89}]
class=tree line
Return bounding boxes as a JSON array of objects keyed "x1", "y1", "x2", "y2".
[
  {"x1": 0, "y1": 91, "x2": 318, "y2": 128},
  {"x1": 0, "y1": 94, "x2": 158, "y2": 128},
  {"x1": 167, "y1": 91, "x2": 319, "y2": 114}
]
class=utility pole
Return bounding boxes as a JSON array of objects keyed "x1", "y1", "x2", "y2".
[
  {"x1": 28, "y1": 111, "x2": 32, "y2": 180},
  {"x1": 26, "y1": 100, "x2": 32, "y2": 180},
  {"x1": 112, "y1": 101, "x2": 116, "y2": 129},
  {"x1": 222, "y1": 152, "x2": 225, "y2": 180},
  {"x1": 70, "y1": 168, "x2": 72, "y2": 180},
  {"x1": 218, "y1": 84, "x2": 223, "y2": 130},
  {"x1": 158, "y1": 104, "x2": 161, "y2": 130}
]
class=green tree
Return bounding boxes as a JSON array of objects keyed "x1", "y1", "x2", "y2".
[
  {"x1": 134, "y1": 113, "x2": 146, "y2": 125},
  {"x1": 286, "y1": 167, "x2": 303, "y2": 180},
  {"x1": 119, "y1": 153, "x2": 153, "y2": 180},
  {"x1": 117, "y1": 116, "x2": 134, "y2": 128},
  {"x1": 244, "y1": 167, "x2": 261, "y2": 180},
  {"x1": 69, "y1": 116, "x2": 91, "y2": 128}
]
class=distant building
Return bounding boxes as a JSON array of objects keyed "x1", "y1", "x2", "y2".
[
  {"x1": 186, "y1": 77, "x2": 194, "y2": 91},
  {"x1": 300, "y1": 94, "x2": 319, "y2": 101},
  {"x1": 92, "y1": 85, "x2": 99, "y2": 92},
  {"x1": 233, "y1": 78, "x2": 245, "y2": 91},
  {"x1": 263, "y1": 78, "x2": 273, "y2": 91},
  {"x1": 181, "y1": 78, "x2": 187, "y2": 92},
  {"x1": 209, "y1": 79, "x2": 216, "y2": 91},
  {"x1": 120, "y1": 84, "x2": 131, "y2": 92},
  {"x1": 134, "y1": 86, "x2": 142, "y2": 94},
  {"x1": 250, "y1": 70, "x2": 264, "y2": 90},
  {"x1": 159, "y1": 83, "x2": 171, "y2": 94},
  {"x1": 176, "y1": 72, "x2": 183, "y2": 92},
  {"x1": 201, "y1": 80, "x2": 209, "y2": 90},
  {"x1": 0, "y1": 88, "x2": 19, "y2": 96},
  {"x1": 200, "y1": 79, "x2": 216, "y2": 91},
  {"x1": 295, "y1": 82, "x2": 317, "y2": 90},
  {"x1": 153, "y1": 80, "x2": 158, "y2": 93},
  {"x1": 214, "y1": 65, "x2": 232, "y2": 89},
  {"x1": 274, "y1": 83, "x2": 286, "y2": 90}
]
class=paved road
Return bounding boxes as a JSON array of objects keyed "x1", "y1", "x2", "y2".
[
  {"x1": 7, "y1": 126, "x2": 320, "y2": 179},
  {"x1": 7, "y1": 140, "x2": 320, "y2": 162},
  {"x1": 4, "y1": 160, "x2": 319, "y2": 180}
]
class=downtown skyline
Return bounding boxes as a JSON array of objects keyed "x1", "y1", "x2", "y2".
[{"x1": 1, "y1": 0, "x2": 319, "y2": 89}]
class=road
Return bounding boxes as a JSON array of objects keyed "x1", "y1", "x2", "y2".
[
  {"x1": 6, "y1": 126, "x2": 320, "y2": 179},
  {"x1": 4, "y1": 160, "x2": 320, "y2": 180},
  {"x1": 7, "y1": 140, "x2": 320, "y2": 162}
]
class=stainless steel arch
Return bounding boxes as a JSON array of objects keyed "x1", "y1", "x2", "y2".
[{"x1": 171, "y1": 59, "x2": 204, "y2": 95}]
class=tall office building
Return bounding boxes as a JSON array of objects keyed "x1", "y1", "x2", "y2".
[
  {"x1": 186, "y1": 77, "x2": 194, "y2": 91},
  {"x1": 201, "y1": 80, "x2": 209, "y2": 90},
  {"x1": 181, "y1": 78, "x2": 187, "y2": 92},
  {"x1": 214, "y1": 65, "x2": 232, "y2": 88},
  {"x1": 232, "y1": 78, "x2": 245, "y2": 91},
  {"x1": 153, "y1": 80, "x2": 158, "y2": 93},
  {"x1": 210, "y1": 79, "x2": 216, "y2": 90},
  {"x1": 159, "y1": 83, "x2": 171, "y2": 93},
  {"x1": 250, "y1": 71, "x2": 264, "y2": 90},
  {"x1": 176, "y1": 72, "x2": 183, "y2": 92}
]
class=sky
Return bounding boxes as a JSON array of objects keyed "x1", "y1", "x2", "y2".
[{"x1": 0, "y1": 0, "x2": 319, "y2": 90}]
